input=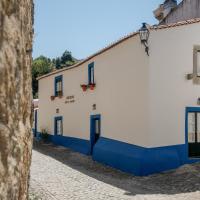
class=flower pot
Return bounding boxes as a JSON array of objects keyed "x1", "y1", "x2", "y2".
[
  {"x1": 81, "y1": 84, "x2": 88, "y2": 92},
  {"x1": 50, "y1": 96, "x2": 55, "y2": 101},
  {"x1": 89, "y1": 83, "x2": 96, "y2": 90}
]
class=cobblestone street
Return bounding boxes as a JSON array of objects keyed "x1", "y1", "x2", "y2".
[{"x1": 29, "y1": 141, "x2": 200, "y2": 200}]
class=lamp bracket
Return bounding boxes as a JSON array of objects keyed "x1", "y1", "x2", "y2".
[{"x1": 142, "y1": 41, "x2": 149, "y2": 56}]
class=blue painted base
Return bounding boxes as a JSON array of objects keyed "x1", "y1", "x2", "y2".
[
  {"x1": 36, "y1": 132, "x2": 200, "y2": 176},
  {"x1": 92, "y1": 137, "x2": 200, "y2": 176},
  {"x1": 47, "y1": 134, "x2": 91, "y2": 155}
]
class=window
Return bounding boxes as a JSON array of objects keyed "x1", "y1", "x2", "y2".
[
  {"x1": 95, "y1": 119, "x2": 100, "y2": 135},
  {"x1": 188, "y1": 112, "x2": 195, "y2": 143},
  {"x1": 54, "y1": 75, "x2": 63, "y2": 96},
  {"x1": 193, "y1": 46, "x2": 200, "y2": 77},
  {"x1": 196, "y1": 50, "x2": 200, "y2": 77},
  {"x1": 88, "y1": 62, "x2": 94, "y2": 84},
  {"x1": 55, "y1": 116, "x2": 63, "y2": 135}
]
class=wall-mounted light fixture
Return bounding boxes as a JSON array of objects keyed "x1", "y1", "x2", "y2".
[{"x1": 139, "y1": 23, "x2": 150, "y2": 56}]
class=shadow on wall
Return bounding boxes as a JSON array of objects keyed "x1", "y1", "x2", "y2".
[{"x1": 33, "y1": 140, "x2": 200, "y2": 196}]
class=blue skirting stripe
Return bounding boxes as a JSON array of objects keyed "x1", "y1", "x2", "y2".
[
  {"x1": 47, "y1": 134, "x2": 91, "y2": 155},
  {"x1": 92, "y1": 137, "x2": 146, "y2": 175},
  {"x1": 92, "y1": 137, "x2": 195, "y2": 176},
  {"x1": 36, "y1": 133, "x2": 200, "y2": 176}
]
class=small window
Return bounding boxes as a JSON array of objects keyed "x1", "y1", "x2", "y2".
[
  {"x1": 55, "y1": 75, "x2": 63, "y2": 96},
  {"x1": 197, "y1": 50, "x2": 200, "y2": 77},
  {"x1": 193, "y1": 46, "x2": 200, "y2": 76},
  {"x1": 55, "y1": 116, "x2": 63, "y2": 135},
  {"x1": 188, "y1": 113, "x2": 195, "y2": 143},
  {"x1": 88, "y1": 62, "x2": 94, "y2": 84},
  {"x1": 95, "y1": 119, "x2": 100, "y2": 135}
]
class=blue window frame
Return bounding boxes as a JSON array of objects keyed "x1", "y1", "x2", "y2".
[
  {"x1": 54, "y1": 75, "x2": 63, "y2": 96},
  {"x1": 185, "y1": 107, "x2": 200, "y2": 158},
  {"x1": 88, "y1": 62, "x2": 94, "y2": 84},
  {"x1": 54, "y1": 116, "x2": 63, "y2": 135}
]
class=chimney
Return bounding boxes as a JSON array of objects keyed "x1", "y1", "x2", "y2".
[{"x1": 153, "y1": 0, "x2": 177, "y2": 22}]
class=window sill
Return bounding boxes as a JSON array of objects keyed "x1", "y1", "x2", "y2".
[
  {"x1": 88, "y1": 83, "x2": 96, "y2": 90},
  {"x1": 55, "y1": 95, "x2": 63, "y2": 99},
  {"x1": 50, "y1": 95, "x2": 63, "y2": 101}
]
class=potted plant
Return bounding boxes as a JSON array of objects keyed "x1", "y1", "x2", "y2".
[
  {"x1": 50, "y1": 95, "x2": 55, "y2": 101},
  {"x1": 40, "y1": 128, "x2": 49, "y2": 143},
  {"x1": 88, "y1": 83, "x2": 96, "y2": 90},
  {"x1": 80, "y1": 84, "x2": 88, "y2": 91}
]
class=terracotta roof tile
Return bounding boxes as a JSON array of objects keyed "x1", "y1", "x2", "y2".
[{"x1": 152, "y1": 18, "x2": 200, "y2": 30}]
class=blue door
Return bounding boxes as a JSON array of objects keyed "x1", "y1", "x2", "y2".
[{"x1": 90, "y1": 115, "x2": 101, "y2": 153}]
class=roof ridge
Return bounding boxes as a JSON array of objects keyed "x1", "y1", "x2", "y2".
[{"x1": 151, "y1": 18, "x2": 200, "y2": 30}]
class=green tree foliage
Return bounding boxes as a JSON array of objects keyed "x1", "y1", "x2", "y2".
[
  {"x1": 32, "y1": 50, "x2": 78, "y2": 97},
  {"x1": 58, "y1": 50, "x2": 77, "y2": 69},
  {"x1": 55, "y1": 57, "x2": 61, "y2": 69},
  {"x1": 32, "y1": 56, "x2": 53, "y2": 98},
  {"x1": 61, "y1": 50, "x2": 73, "y2": 64}
]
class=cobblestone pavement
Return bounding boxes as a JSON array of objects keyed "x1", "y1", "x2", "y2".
[{"x1": 29, "y1": 141, "x2": 200, "y2": 200}]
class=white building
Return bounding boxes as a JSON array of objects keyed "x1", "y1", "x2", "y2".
[
  {"x1": 37, "y1": 19, "x2": 200, "y2": 176},
  {"x1": 154, "y1": 0, "x2": 200, "y2": 25}
]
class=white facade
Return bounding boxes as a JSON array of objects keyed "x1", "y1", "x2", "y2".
[
  {"x1": 38, "y1": 34, "x2": 150, "y2": 146},
  {"x1": 37, "y1": 20, "x2": 200, "y2": 175},
  {"x1": 149, "y1": 22, "x2": 200, "y2": 147}
]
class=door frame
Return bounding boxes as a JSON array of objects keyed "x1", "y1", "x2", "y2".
[
  {"x1": 90, "y1": 114, "x2": 101, "y2": 154},
  {"x1": 185, "y1": 107, "x2": 200, "y2": 157},
  {"x1": 54, "y1": 116, "x2": 63, "y2": 135},
  {"x1": 34, "y1": 109, "x2": 38, "y2": 137}
]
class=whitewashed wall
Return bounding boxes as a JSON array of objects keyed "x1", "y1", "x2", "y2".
[
  {"x1": 38, "y1": 22, "x2": 200, "y2": 148},
  {"x1": 148, "y1": 23, "x2": 200, "y2": 147},
  {"x1": 38, "y1": 35, "x2": 150, "y2": 147}
]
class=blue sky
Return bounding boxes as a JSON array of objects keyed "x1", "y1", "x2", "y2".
[{"x1": 33, "y1": 0, "x2": 181, "y2": 60}]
